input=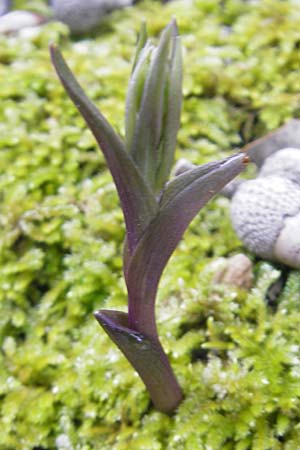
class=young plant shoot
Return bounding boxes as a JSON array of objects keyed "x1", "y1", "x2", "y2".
[{"x1": 50, "y1": 20, "x2": 248, "y2": 414}]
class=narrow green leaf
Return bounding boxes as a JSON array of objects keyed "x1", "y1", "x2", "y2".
[
  {"x1": 132, "y1": 21, "x2": 148, "y2": 72},
  {"x1": 130, "y1": 20, "x2": 174, "y2": 190},
  {"x1": 50, "y1": 44, "x2": 158, "y2": 252},
  {"x1": 125, "y1": 42, "x2": 153, "y2": 153},
  {"x1": 155, "y1": 32, "x2": 183, "y2": 191}
]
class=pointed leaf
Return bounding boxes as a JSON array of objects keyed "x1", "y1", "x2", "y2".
[
  {"x1": 130, "y1": 20, "x2": 175, "y2": 190},
  {"x1": 125, "y1": 42, "x2": 153, "y2": 153},
  {"x1": 160, "y1": 153, "x2": 248, "y2": 212},
  {"x1": 155, "y1": 31, "x2": 183, "y2": 191},
  {"x1": 94, "y1": 309, "x2": 183, "y2": 414},
  {"x1": 132, "y1": 21, "x2": 148, "y2": 72},
  {"x1": 126, "y1": 153, "x2": 248, "y2": 334},
  {"x1": 50, "y1": 44, "x2": 158, "y2": 252}
]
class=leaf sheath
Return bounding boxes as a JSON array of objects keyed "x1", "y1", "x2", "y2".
[{"x1": 126, "y1": 153, "x2": 248, "y2": 337}]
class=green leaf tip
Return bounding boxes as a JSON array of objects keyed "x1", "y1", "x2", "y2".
[
  {"x1": 125, "y1": 19, "x2": 183, "y2": 194},
  {"x1": 132, "y1": 20, "x2": 148, "y2": 72}
]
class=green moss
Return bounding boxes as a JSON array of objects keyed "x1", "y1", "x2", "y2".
[{"x1": 1, "y1": 0, "x2": 300, "y2": 448}]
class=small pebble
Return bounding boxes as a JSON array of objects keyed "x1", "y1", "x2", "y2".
[{"x1": 213, "y1": 253, "x2": 253, "y2": 289}]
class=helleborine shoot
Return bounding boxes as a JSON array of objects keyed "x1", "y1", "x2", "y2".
[{"x1": 50, "y1": 20, "x2": 248, "y2": 414}]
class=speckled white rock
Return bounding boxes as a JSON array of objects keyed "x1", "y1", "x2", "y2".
[
  {"x1": 230, "y1": 175, "x2": 300, "y2": 268},
  {"x1": 259, "y1": 147, "x2": 300, "y2": 186},
  {"x1": 0, "y1": 10, "x2": 45, "y2": 34},
  {"x1": 51, "y1": 0, "x2": 133, "y2": 34},
  {"x1": 274, "y1": 211, "x2": 300, "y2": 268}
]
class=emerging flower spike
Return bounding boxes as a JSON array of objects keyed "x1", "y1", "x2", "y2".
[{"x1": 50, "y1": 20, "x2": 248, "y2": 414}]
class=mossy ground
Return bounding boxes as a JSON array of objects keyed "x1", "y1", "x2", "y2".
[{"x1": 1, "y1": 1, "x2": 300, "y2": 449}]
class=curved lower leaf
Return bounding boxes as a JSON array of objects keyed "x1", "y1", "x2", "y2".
[
  {"x1": 126, "y1": 153, "x2": 248, "y2": 335},
  {"x1": 94, "y1": 309, "x2": 183, "y2": 414}
]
